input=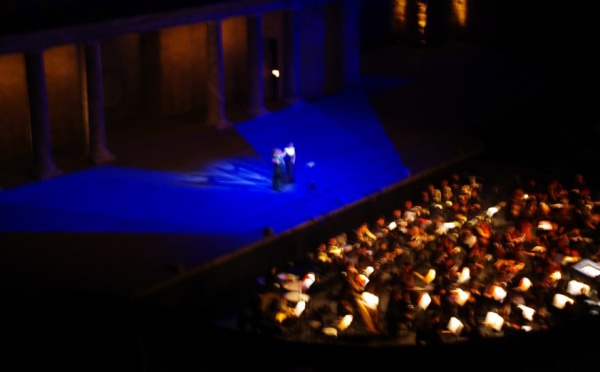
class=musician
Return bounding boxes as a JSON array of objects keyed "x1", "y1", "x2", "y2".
[
  {"x1": 401, "y1": 199, "x2": 418, "y2": 224},
  {"x1": 466, "y1": 187, "x2": 483, "y2": 218},
  {"x1": 371, "y1": 215, "x2": 390, "y2": 239},
  {"x1": 547, "y1": 178, "x2": 568, "y2": 204},
  {"x1": 440, "y1": 178, "x2": 453, "y2": 204},
  {"x1": 426, "y1": 183, "x2": 442, "y2": 207},
  {"x1": 355, "y1": 222, "x2": 377, "y2": 247}
]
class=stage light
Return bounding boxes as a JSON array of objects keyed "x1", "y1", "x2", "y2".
[
  {"x1": 337, "y1": 314, "x2": 353, "y2": 331},
  {"x1": 552, "y1": 293, "x2": 574, "y2": 309},
  {"x1": 418, "y1": 292, "x2": 431, "y2": 310},
  {"x1": 516, "y1": 277, "x2": 532, "y2": 292},
  {"x1": 566, "y1": 280, "x2": 590, "y2": 296},
  {"x1": 517, "y1": 304, "x2": 536, "y2": 321},
  {"x1": 271, "y1": 69, "x2": 280, "y2": 78},
  {"x1": 484, "y1": 311, "x2": 504, "y2": 332},
  {"x1": 361, "y1": 291, "x2": 379, "y2": 310},
  {"x1": 447, "y1": 317, "x2": 464, "y2": 336}
]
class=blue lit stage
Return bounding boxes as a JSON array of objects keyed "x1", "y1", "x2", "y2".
[
  {"x1": 0, "y1": 90, "x2": 411, "y2": 296},
  {"x1": 0, "y1": 90, "x2": 409, "y2": 235}
]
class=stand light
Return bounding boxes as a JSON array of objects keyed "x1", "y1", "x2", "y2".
[
  {"x1": 418, "y1": 292, "x2": 431, "y2": 310},
  {"x1": 457, "y1": 267, "x2": 470, "y2": 284},
  {"x1": 451, "y1": 288, "x2": 470, "y2": 306},
  {"x1": 301, "y1": 272, "x2": 316, "y2": 291},
  {"x1": 322, "y1": 327, "x2": 338, "y2": 337},
  {"x1": 549, "y1": 270, "x2": 562, "y2": 282},
  {"x1": 488, "y1": 284, "x2": 507, "y2": 302},
  {"x1": 517, "y1": 304, "x2": 536, "y2": 321},
  {"x1": 294, "y1": 300, "x2": 306, "y2": 317},
  {"x1": 361, "y1": 291, "x2": 379, "y2": 310},
  {"x1": 484, "y1": 311, "x2": 504, "y2": 332},
  {"x1": 337, "y1": 314, "x2": 353, "y2": 332},
  {"x1": 447, "y1": 317, "x2": 464, "y2": 336},
  {"x1": 566, "y1": 280, "x2": 590, "y2": 296},
  {"x1": 552, "y1": 293, "x2": 574, "y2": 309},
  {"x1": 425, "y1": 268, "x2": 436, "y2": 284},
  {"x1": 516, "y1": 277, "x2": 532, "y2": 292}
]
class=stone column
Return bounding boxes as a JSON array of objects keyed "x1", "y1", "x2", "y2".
[
  {"x1": 24, "y1": 51, "x2": 62, "y2": 180},
  {"x1": 246, "y1": 14, "x2": 267, "y2": 117},
  {"x1": 282, "y1": 8, "x2": 302, "y2": 106},
  {"x1": 206, "y1": 20, "x2": 231, "y2": 130},
  {"x1": 84, "y1": 42, "x2": 115, "y2": 164}
]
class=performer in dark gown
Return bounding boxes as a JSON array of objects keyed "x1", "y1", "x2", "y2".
[
  {"x1": 272, "y1": 148, "x2": 286, "y2": 191},
  {"x1": 283, "y1": 142, "x2": 296, "y2": 184}
]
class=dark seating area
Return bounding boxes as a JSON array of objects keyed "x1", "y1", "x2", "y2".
[{"x1": 227, "y1": 162, "x2": 600, "y2": 349}]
